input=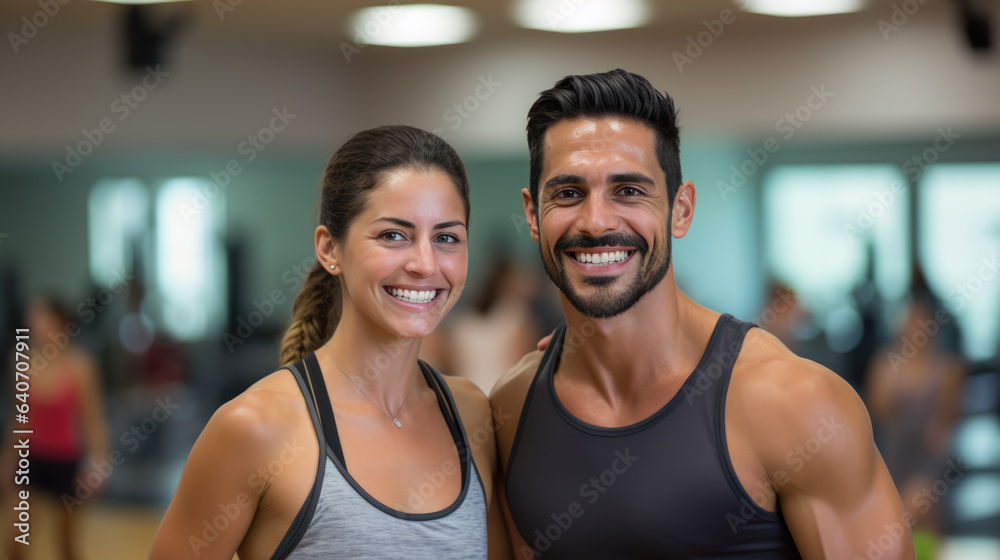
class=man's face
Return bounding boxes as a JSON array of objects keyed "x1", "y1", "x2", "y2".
[{"x1": 524, "y1": 117, "x2": 673, "y2": 319}]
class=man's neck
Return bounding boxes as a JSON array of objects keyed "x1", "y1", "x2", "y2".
[{"x1": 557, "y1": 271, "x2": 718, "y2": 405}]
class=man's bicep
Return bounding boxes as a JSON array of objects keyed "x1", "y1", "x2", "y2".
[{"x1": 775, "y1": 380, "x2": 914, "y2": 560}]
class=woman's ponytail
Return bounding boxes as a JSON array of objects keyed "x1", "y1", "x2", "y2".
[{"x1": 278, "y1": 261, "x2": 342, "y2": 366}]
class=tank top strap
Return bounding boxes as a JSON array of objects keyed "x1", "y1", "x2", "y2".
[
  {"x1": 269, "y1": 356, "x2": 328, "y2": 560},
  {"x1": 709, "y1": 313, "x2": 758, "y2": 412},
  {"x1": 505, "y1": 323, "x2": 568, "y2": 476}
]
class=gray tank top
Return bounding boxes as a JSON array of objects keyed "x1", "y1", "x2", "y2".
[{"x1": 270, "y1": 351, "x2": 488, "y2": 560}]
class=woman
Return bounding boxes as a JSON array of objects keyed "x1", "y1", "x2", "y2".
[
  {"x1": 149, "y1": 125, "x2": 508, "y2": 559},
  {"x1": 3, "y1": 296, "x2": 110, "y2": 560}
]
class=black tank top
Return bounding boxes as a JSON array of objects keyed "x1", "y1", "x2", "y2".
[{"x1": 505, "y1": 314, "x2": 802, "y2": 559}]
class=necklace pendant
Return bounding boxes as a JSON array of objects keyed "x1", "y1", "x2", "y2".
[{"x1": 393, "y1": 418, "x2": 402, "y2": 428}]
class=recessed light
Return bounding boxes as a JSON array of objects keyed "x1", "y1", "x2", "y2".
[
  {"x1": 347, "y1": 4, "x2": 477, "y2": 47},
  {"x1": 739, "y1": 0, "x2": 864, "y2": 17},
  {"x1": 514, "y1": 0, "x2": 651, "y2": 33},
  {"x1": 90, "y1": 0, "x2": 192, "y2": 4}
]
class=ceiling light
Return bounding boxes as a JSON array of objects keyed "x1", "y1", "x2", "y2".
[
  {"x1": 90, "y1": 0, "x2": 191, "y2": 4},
  {"x1": 739, "y1": 0, "x2": 864, "y2": 17},
  {"x1": 514, "y1": 0, "x2": 650, "y2": 33},
  {"x1": 347, "y1": 4, "x2": 477, "y2": 47}
]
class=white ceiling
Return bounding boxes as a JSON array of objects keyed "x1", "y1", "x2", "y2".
[{"x1": 2, "y1": 0, "x2": 999, "y2": 157}]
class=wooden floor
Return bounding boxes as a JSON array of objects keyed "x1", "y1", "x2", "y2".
[
  {"x1": 1, "y1": 495, "x2": 164, "y2": 560},
  {"x1": 1, "y1": 495, "x2": 997, "y2": 560}
]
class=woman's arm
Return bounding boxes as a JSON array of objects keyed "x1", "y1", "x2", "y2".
[{"x1": 148, "y1": 392, "x2": 281, "y2": 560}]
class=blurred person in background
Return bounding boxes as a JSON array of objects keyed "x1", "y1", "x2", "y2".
[
  {"x1": 758, "y1": 282, "x2": 806, "y2": 354},
  {"x1": 149, "y1": 125, "x2": 507, "y2": 559},
  {"x1": 866, "y1": 291, "x2": 966, "y2": 559},
  {"x1": 448, "y1": 251, "x2": 543, "y2": 394},
  {"x1": 3, "y1": 295, "x2": 110, "y2": 560}
]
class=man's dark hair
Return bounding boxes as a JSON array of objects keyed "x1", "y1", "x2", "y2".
[{"x1": 526, "y1": 69, "x2": 682, "y2": 207}]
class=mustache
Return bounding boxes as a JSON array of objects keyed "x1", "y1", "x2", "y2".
[{"x1": 553, "y1": 232, "x2": 649, "y2": 255}]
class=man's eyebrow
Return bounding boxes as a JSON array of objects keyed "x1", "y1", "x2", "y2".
[
  {"x1": 374, "y1": 217, "x2": 466, "y2": 230},
  {"x1": 543, "y1": 174, "x2": 586, "y2": 191},
  {"x1": 609, "y1": 172, "x2": 655, "y2": 186}
]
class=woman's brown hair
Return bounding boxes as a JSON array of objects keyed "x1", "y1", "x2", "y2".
[{"x1": 278, "y1": 125, "x2": 470, "y2": 366}]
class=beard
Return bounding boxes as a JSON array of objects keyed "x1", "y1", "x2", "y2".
[{"x1": 540, "y1": 228, "x2": 672, "y2": 319}]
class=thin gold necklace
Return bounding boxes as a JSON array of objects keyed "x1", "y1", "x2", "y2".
[{"x1": 322, "y1": 344, "x2": 413, "y2": 428}]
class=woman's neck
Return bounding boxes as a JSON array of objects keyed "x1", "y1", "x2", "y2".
[{"x1": 321, "y1": 311, "x2": 424, "y2": 410}]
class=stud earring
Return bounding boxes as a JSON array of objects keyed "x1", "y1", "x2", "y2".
[{"x1": 330, "y1": 265, "x2": 336, "y2": 270}]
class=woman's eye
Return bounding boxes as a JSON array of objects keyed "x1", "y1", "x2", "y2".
[
  {"x1": 380, "y1": 231, "x2": 406, "y2": 242},
  {"x1": 436, "y1": 233, "x2": 460, "y2": 244}
]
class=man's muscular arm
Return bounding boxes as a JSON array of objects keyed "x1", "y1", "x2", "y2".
[{"x1": 749, "y1": 355, "x2": 915, "y2": 560}]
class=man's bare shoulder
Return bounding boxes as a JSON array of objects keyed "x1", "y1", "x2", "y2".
[
  {"x1": 732, "y1": 327, "x2": 873, "y2": 466},
  {"x1": 490, "y1": 350, "x2": 544, "y2": 407},
  {"x1": 735, "y1": 327, "x2": 855, "y2": 401}
]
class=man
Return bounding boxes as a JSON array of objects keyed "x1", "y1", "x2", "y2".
[{"x1": 490, "y1": 69, "x2": 914, "y2": 559}]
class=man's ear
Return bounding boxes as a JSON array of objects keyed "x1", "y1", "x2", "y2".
[
  {"x1": 314, "y1": 225, "x2": 340, "y2": 273},
  {"x1": 670, "y1": 181, "x2": 696, "y2": 239},
  {"x1": 521, "y1": 188, "x2": 541, "y2": 242}
]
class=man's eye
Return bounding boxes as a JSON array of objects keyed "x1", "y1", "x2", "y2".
[
  {"x1": 619, "y1": 186, "x2": 641, "y2": 197},
  {"x1": 556, "y1": 189, "x2": 581, "y2": 199}
]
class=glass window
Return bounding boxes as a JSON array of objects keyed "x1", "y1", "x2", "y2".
[
  {"x1": 920, "y1": 164, "x2": 1000, "y2": 360},
  {"x1": 154, "y1": 178, "x2": 227, "y2": 341},
  {"x1": 87, "y1": 178, "x2": 149, "y2": 288},
  {"x1": 764, "y1": 165, "x2": 910, "y2": 314}
]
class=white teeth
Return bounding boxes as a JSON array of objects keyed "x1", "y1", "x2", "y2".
[
  {"x1": 388, "y1": 288, "x2": 437, "y2": 303},
  {"x1": 573, "y1": 250, "x2": 631, "y2": 267}
]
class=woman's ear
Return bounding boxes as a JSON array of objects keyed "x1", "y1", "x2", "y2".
[{"x1": 315, "y1": 225, "x2": 340, "y2": 274}]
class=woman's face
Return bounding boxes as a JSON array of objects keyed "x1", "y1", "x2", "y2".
[
  {"x1": 26, "y1": 300, "x2": 62, "y2": 339},
  {"x1": 334, "y1": 167, "x2": 468, "y2": 340}
]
